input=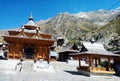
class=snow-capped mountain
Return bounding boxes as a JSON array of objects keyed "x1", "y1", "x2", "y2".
[{"x1": 74, "y1": 9, "x2": 120, "y2": 25}]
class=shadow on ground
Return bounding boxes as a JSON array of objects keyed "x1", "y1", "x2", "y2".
[
  {"x1": 0, "y1": 57, "x2": 7, "y2": 60},
  {"x1": 64, "y1": 70, "x2": 81, "y2": 75},
  {"x1": 113, "y1": 74, "x2": 120, "y2": 77},
  {"x1": 64, "y1": 70, "x2": 79, "y2": 75}
]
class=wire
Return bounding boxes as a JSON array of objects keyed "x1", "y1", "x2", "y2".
[{"x1": 107, "y1": 0, "x2": 120, "y2": 10}]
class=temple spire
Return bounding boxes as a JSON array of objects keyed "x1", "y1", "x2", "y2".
[{"x1": 29, "y1": 12, "x2": 33, "y2": 21}]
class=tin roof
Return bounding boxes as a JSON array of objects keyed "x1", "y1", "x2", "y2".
[
  {"x1": 83, "y1": 42, "x2": 110, "y2": 54},
  {"x1": 70, "y1": 42, "x2": 120, "y2": 57}
]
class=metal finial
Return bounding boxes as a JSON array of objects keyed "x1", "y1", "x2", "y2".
[{"x1": 29, "y1": 12, "x2": 33, "y2": 20}]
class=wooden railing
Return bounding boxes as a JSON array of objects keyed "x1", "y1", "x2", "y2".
[
  {"x1": 91, "y1": 67, "x2": 105, "y2": 70},
  {"x1": 90, "y1": 67, "x2": 115, "y2": 74},
  {"x1": 77, "y1": 66, "x2": 115, "y2": 74}
]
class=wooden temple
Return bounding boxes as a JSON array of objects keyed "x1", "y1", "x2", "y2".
[
  {"x1": 3, "y1": 14, "x2": 54, "y2": 62},
  {"x1": 70, "y1": 42, "x2": 120, "y2": 76}
]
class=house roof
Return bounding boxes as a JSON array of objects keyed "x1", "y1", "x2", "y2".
[
  {"x1": 55, "y1": 45, "x2": 72, "y2": 53},
  {"x1": 56, "y1": 44, "x2": 79, "y2": 53},
  {"x1": 70, "y1": 42, "x2": 120, "y2": 57},
  {"x1": 113, "y1": 50, "x2": 120, "y2": 54},
  {"x1": 82, "y1": 42, "x2": 111, "y2": 54}
]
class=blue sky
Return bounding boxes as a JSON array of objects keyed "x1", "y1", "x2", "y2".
[{"x1": 0, "y1": 0, "x2": 120, "y2": 30}]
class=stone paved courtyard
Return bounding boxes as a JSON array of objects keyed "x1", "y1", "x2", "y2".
[{"x1": 0, "y1": 60, "x2": 120, "y2": 81}]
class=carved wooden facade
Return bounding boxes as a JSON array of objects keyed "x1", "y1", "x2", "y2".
[{"x1": 3, "y1": 14, "x2": 54, "y2": 61}]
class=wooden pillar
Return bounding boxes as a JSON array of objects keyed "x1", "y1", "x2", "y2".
[
  {"x1": 98, "y1": 58, "x2": 100, "y2": 65},
  {"x1": 107, "y1": 57, "x2": 111, "y2": 71},
  {"x1": 95, "y1": 58, "x2": 98, "y2": 67},
  {"x1": 34, "y1": 44, "x2": 37, "y2": 61},
  {"x1": 47, "y1": 47, "x2": 50, "y2": 64},
  {"x1": 42, "y1": 46, "x2": 44, "y2": 59},
  {"x1": 89, "y1": 55, "x2": 92, "y2": 67},
  {"x1": 78, "y1": 56, "x2": 81, "y2": 67}
]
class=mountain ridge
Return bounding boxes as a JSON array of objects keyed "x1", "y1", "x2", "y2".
[{"x1": 36, "y1": 8, "x2": 120, "y2": 44}]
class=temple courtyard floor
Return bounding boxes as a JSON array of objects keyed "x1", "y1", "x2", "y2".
[{"x1": 0, "y1": 59, "x2": 119, "y2": 81}]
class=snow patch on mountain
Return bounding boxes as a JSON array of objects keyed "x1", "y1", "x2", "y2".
[{"x1": 74, "y1": 12, "x2": 90, "y2": 19}]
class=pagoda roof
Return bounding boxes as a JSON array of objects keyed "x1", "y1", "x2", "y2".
[
  {"x1": 3, "y1": 13, "x2": 54, "y2": 46},
  {"x1": 8, "y1": 29, "x2": 52, "y2": 37},
  {"x1": 24, "y1": 13, "x2": 38, "y2": 30},
  {"x1": 8, "y1": 28, "x2": 42, "y2": 34},
  {"x1": 3, "y1": 35, "x2": 54, "y2": 45},
  {"x1": 25, "y1": 20, "x2": 37, "y2": 27}
]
